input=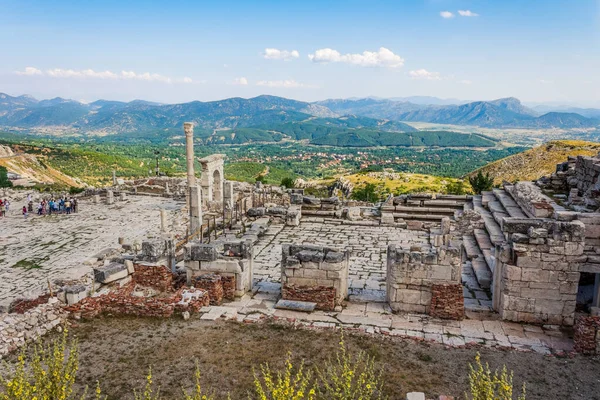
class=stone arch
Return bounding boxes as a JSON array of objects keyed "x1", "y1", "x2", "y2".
[{"x1": 199, "y1": 154, "x2": 225, "y2": 204}]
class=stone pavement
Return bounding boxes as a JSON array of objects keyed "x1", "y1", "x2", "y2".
[
  {"x1": 199, "y1": 286, "x2": 574, "y2": 356},
  {"x1": 253, "y1": 217, "x2": 428, "y2": 302},
  {"x1": 0, "y1": 196, "x2": 184, "y2": 309}
]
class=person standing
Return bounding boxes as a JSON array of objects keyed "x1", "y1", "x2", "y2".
[
  {"x1": 22, "y1": 205, "x2": 27, "y2": 219},
  {"x1": 0, "y1": 201, "x2": 5, "y2": 218},
  {"x1": 65, "y1": 199, "x2": 71, "y2": 215},
  {"x1": 4, "y1": 199, "x2": 9, "y2": 213}
]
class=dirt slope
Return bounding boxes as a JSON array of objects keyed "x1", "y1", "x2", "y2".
[
  {"x1": 471, "y1": 140, "x2": 600, "y2": 184},
  {"x1": 0, "y1": 145, "x2": 81, "y2": 187}
]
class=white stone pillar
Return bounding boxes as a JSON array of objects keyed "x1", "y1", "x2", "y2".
[
  {"x1": 189, "y1": 185, "x2": 202, "y2": 234},
  {"x1": 112, "y1": 170, "x2": 117, "y2": 186},
  {"x1": 119, "y1": 192, "x2": 127, "y2": 201},
  {"x1": 184, "y1": 122, "x2": 195, "y2": 187},
  {"x1": 93, "y1": 194, "x2": 100, "y2": 204},
  {"x1": 107, "y1": 190, "x2": 114, "y2": 205},
  {"x1": 223, "y1": 180, "x2": 234, "y2": 209},
  {"x1": 160, "y1": 209, "x2": 168, "y2": 233}
]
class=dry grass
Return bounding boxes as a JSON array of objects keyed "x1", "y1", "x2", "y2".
[{"x1": 471, "y1": 140, "x2": 600, "y2": 185}]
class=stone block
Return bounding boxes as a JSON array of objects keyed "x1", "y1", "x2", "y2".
[
  {"x1": 93, "y1": 263, "x2": 128, "y2": 284},
  {"x1": 186, "y1": 243, "x2": 218, "y2": 262},
  {"x1": 125, "y1": 260, "x2": 135, "y2": 274},
  {"x1": 65, "y1": 285, "x2": 87, "y2": 305}
]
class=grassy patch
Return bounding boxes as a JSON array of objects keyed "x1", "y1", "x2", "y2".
[{"x1": 12, "y1": 259, "x2": 43, "y2": 269}]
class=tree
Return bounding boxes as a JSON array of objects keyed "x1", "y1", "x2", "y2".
[
  {"x1": 469, "y1": 171, "x2": 494, "y2": 194},
  {"x1": 351, "y1": 183, "x2": 379, "y2": 202},
  {"x1": 0, "y1": 166, "x2": 13, "y2": 188},
  {"x1": 280, "y1": 177, "x2": 296, "y2": 188}
]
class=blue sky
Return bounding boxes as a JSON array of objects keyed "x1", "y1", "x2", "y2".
[{"x1": 1, "y1": 0, "x2": 599, "y2": 105}]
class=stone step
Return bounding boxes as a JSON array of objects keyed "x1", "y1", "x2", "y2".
[
  {"x1": 471, "y1": 258, "x2": 492, "y2": 289},
  {"x1": 482, "y1": 216, "x2": 505, "y2": 246},
  {"x1": 391, "y1": 213, "x2": 446, "y2": 221},
  {"x1": 493, "y1": 188, "x2": 528, "y2": 218},
  {"x1": 473, "y1": 229, "x2": 494, "y2": 250},
  {"x1": 462, "y1": 236, "x2": 482, "y2": 259},
  {"x1": 463, "y1": 201, "x2": 474, "y2": 211}
]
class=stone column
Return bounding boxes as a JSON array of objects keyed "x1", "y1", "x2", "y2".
[
  {"x1": 107, "y1": 190, "x2": 114, "y2": 205},
  {"x1": 223, "y1": 180, "x2": 234, "y2": 209},
  {"x1": 112, "y1": 170, "x2": 117, "y2": 186},
  {"x1": 189, "y1": 185, "x2": 203, "y2": 234},
  {"x1": 160, "y1": 209, "x2": 168, "y2": 233},
  {"x1": 184, "y1": 122, "x2": 195, "y2": 187},
  {"x1": 120, "y1": 193, "x2": 127, "y2": 201},
  {"x1": 93, "y1": 194, "x2": 100, "y2": 204}
]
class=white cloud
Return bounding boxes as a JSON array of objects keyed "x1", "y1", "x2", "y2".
[
  {"x1": 231, "y1": 77, "x2": 249, "y2": 85},
  {"x1": 14, "y1": 67, "x2": 195, "y2": 84},
  {"x1": 308, "y1": 47, "x2": 404, "y2": 68},
  {"x1": 408, "y1": 69, "x2": 441, "y2": 80},
  {"x1": 15, "y1": 67, "x2": 43, "y2": 76},
  {"x1": 263, "y1": 48, "x2": 300, "y2": 61},
  {"x1": 458, "y1": 10, "x2": 479, "y2": 17},
  {"x1": 255, "y1": 79, "x2": 316, "y2": 88},
  {"x1": 440, "y1": 11, "x2": 454, "y2": 19},
  {"x1": 459, "y1": 79, "x2": 473, "y2": 85}
]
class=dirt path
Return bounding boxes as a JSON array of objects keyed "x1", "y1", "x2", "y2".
[{"x1": 15, "y1": 317, "x2": 600, "y2": 400}]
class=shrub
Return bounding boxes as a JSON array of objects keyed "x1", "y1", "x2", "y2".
[
  {"x1": 0, "y1": 328, "x2": 81, "y2": 400},
  {"x1": 445, "y1": 180, "x2": 467, "y2": 195},
  {"x1": 0, "y1": 166, "x2": 12, "y2": 188},
  {"x1": 134, "y1": 367, "x2": 161, "y2": 400},
  {"x1": 469, "y1": 171, "x2": 494, "y2": 194},
  {"x1": 467, "y1": 353, "x2": 526, "y2": 400},
  {"x1": 351, "y1": 183, "x2": 379, "y2": 202},
  {"x1": 252, "y1": 353, "x2": 315, "y2": 400},
  {"x1": 315, "y1": 335, "x2": 385, "y2": 400},
  {"x1": 182, "y1": 363, "x2": 214, "y2": 400},
  {"x1": 280, "y1": 177, "x2": 296, "y2": 189},
  {"x1": 69, "y1": 186, "x2": 85, "y2": 195}
]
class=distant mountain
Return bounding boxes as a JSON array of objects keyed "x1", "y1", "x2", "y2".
[
  {"x1": 532, "y1": 105, "x2": 600, "y2": 120},
  {"x1": 318, "y1": 97, "x2": 599, "y2": 129},
  {"x1": 389, "y1": 96, "x2": 468, "y2": 105},
  {"x1": 1, "y1": 93, "x2": 597, "y2": 138}
]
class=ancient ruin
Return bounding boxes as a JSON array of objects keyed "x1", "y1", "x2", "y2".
[{"x1": 6, "y1": 125, "x2": 600, "y2": 365}]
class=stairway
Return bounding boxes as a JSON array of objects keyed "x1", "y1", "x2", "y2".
[{"x1": 461, "y1": 188, "x2": 531, "y2": 291}]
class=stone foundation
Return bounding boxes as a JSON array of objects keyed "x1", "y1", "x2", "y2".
[
  {"x1": 194, "y1": 274, "x2": 224, "y2": 305},
  {"x1": 133, "y1": 262, "x2": 173, "y2": 291},
  {"x1": 280, "y1": 244, "x2": 349, "y2": 310},
  {"x1": 495, "y1": 218, "x2": 585, "y2": 326},
  {"x1": 184, "y1": 239, "x2": 254, "y2": 298},
  {"x1": 386, "y1": 244, "x2": 462, "y2": 316}
]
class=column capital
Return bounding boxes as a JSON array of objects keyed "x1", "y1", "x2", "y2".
[{"x1": 184, "y1": 122, "x2": 194, "y2": 136}]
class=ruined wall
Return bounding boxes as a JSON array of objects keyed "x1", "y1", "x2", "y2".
[
  {"x1": 281, "y1": 244, "x2": 349, "y2": 311},
  {"x1": 495, "y1": 218, "x2": 585, "y2": 326},
  {"x1": 386, "y1": 244, "x2": 462, "y2": 317},
  {"x1": 573, "y1": 315, "x2": 600, "y2": 354},
  {"x1": 133, "y1": 262, "x2": 173, "y2": 291},
  {"x1": 247, "y1": 205, "x2": 301, "y2": 226},
  {"x1": 184, "y1": 240, "x2": 254, "y2": 298},
  {"x1": 0, "y1": 298, "x2": 67, "y2": 358}
]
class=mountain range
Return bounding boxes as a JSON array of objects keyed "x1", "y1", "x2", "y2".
[{"x1": 1, "y1": 93, "x2": 598, "y2": 136}]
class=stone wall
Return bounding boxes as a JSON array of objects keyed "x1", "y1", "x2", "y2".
[
  {"x1": 386, "y1": 243, "x2": 462, "y2": 315},
  {"x1": 184, "y1": 240, "x2": 254, "y2": 298},
  {"x1": 280, "y1": 244, "x2": 349, "y2": 311},
  {"x1": 0, "y1": 297, "x2": 67, "y2": 358},
  {"x1": 495, "y1": 218, "x2": 585, "y2": 326}
]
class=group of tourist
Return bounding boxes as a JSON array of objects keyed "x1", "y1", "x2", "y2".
[{"x1": 24, "y1": 197, "x2": 78, "y2": 217}]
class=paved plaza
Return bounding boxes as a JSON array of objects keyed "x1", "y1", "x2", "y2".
[
  {"x1": 0, "y1": 196, "x2": 183, "y2": 308},
  {"x1": 253, "y1": 218, "x2": 429, "y2": 302}
]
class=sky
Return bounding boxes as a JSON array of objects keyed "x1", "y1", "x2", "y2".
[{"x1": 1, "y1": 0, "x2": 599, "y2": 106}]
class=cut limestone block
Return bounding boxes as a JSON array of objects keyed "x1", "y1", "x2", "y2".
[
  {"x1": 275, "y1": 299, "x2": 317, "y2": 312},
  {"x1": 93, "y1": 263, "x2": 128, "y2": 284}
]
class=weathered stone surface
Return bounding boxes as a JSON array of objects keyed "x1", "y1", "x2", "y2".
[{"x1": 93, "y1": 263, "x2": 128, "y2": 284}]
